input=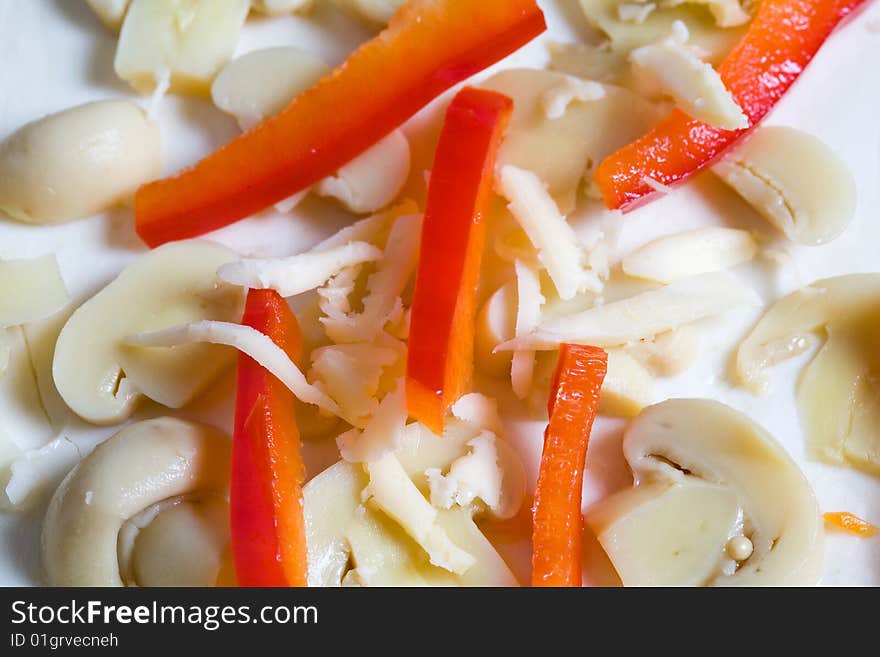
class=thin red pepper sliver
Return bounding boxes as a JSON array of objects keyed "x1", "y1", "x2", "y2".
[
  {"x1": 230, "y1": 289, "x2": 308, "y2": 587},
  {"x1": 595, "y1": 0, "x2": 868, "y2": 210},
  {"x1": 532, "y1": 344, "x2": 607, "y2": 587},
  {"x1": 406, "y1": 87, "x2": 513, "y2": 435},
  {"x1": 134, "y1": 0, "x2": 545, "y2": 248}
]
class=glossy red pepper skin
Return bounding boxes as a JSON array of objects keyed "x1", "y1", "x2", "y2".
[
  {"x1": 134, "y1": 0, "x2": 545, "y2": 248},
  {"x1": 230, "y1": 289, "x2": 307, "y2": 587},
  {"x1": 595, "y1": 0, "x2": 868, "y2": 211},
  {"x1": 406, "y1": 87, "x2": 513, "y2": 435},
  {"x1": 532, "y1": 344, "x2": 607, "y2": 587}
]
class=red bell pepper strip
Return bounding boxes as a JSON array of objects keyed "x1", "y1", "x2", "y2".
[
  {"x1": 532, "y1": 344, "x2": 607, "y2": 587},
  {"x1": 406, "y1": 87, "x2": 513, "y2": 435},
  {"x1": 595, "y1": 0, "x2": 867, "y2": 211},
  {"x1": 134, "y1": 0, "x2": 545, "y2": 248},
  {"x1": 231, "y1": 289, "x2": 308, "y2": 587}
]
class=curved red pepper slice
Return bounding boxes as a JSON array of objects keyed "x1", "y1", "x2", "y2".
[
  {"x1": 595, "y1": 0, "x2": 868, "y2": 211},
  {"x1": 135, "y1": 0, "x2": 545, "y2": 247},
  {"x1": 532, "y1": 344, "x2": 607, "y2": 587},
  {"x1": 231, "y1": 289, "x2": 307, "y2": 587}
]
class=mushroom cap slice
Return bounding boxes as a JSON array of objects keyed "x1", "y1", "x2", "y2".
[
  {"x1": 53, "y1": 240, "x2": 245, "y2": 425},
  {"x1": 42, "y1": 417, "x2": 231, "y2": 586},
  {"x1": 587, "y1": 399, "x2": 823, "y2": 586}
]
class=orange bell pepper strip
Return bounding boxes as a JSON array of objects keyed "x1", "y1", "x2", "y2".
[
  {"x1": 134, "y1": 0, "x2": 545, "y2": 248},
  {"x1": 532, "y1": 344, "x2": 607, "y2": 587},
  {"x1": 824, "y1": 512, "x2": 878, "y2": 538},
  {"x1": 230, "y1": 289, "x2": 308, "y2": 587},
  {"x1": 595, "y1": 0, "x2": 868, "y2": 211},
  {"x1": 405, "y1": 87, "x2": 513, "y2": 435}
]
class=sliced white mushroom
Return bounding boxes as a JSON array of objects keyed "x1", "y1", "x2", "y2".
[
  {"x1": 618, "y1": 3, "x2": 657, "y2": 24},
  {"x1": 86, "y1": 0, "x2": 132, "y2": 31},
  {"x1": 737, "y1": 274, "x2": 880, "y2": 474},
  {"x1": 622, "y1": 227, "x2": 756, "y2": 283},
  {"x1": 115, "y1": 0, "x2": 250, "y2": 95},
  {"x1": 499, "y1": 271, "x2": 760, "y2": 351},
  {"x1": 629, "y1": 29, "x2": 748, "y2": 129},
  {"x1": 0, "y1": 255, "x2": 69, "y2": 328},
  {"x1": 586, "y1": 399, "x2": 824, "y2": 586},
  {"x1": 211, "y1": 46, "x2": 331, "y2": 130},
  {"x1": 42, "y1": 417, "x2": 231, "y2": 586},
  {"x1": 482, "y1": 68, "x2": 661, "y2": 213},
  {"x1": 578, "y1": 0, "x2": 748, "y2": 62},
  {"x1": 712, "y1": 127, "x2": 857, "y2": 245},
  {"x1": 304, "y1": 459, "x2": 518, "y2": 586},
  {"x1": 251, "y1": 0, "x2": 314, "y2": 15},
  {"x1": 0, "y1": 326, "x2": 53, "y2": 466},
  {"x1": 53, "y1": 240, "x2": 245, "y2": 425},
  {"x1": 540, "y1": 75, "x2": 606, "y2": 120},
  {"x1": 0, "y1": 100, "x2": 161, "y2": 224},
  {"x1": 600, "y1": 350, "x2": 654, "y2": 418},
  {"x1": 315, "y1": 130, "x2": 411, "y2": 214},
  {"x1": 339, "y1": 0, "x2": 406, "y2": 24}
]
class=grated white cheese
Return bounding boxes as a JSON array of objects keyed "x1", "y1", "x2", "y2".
[
  {"x1": 310, "y1": 342, "x2": 401, "y2": 427},
  {"x1": 146, "y1": 67, "x2": 171, "y2": 121},
  {"x1": 498, "y1": 272, "x2": 761, "y2": 351},
  {"x1": 337, "y1": 384, "x2": 406, "y2": 463},
  {"x1": 496, "y1": 165, "x2": 602, "y2": 300},
  {"x1": 642, "y1": 176, "x2": 673, "y2": 195},
  {"x1": 629, "y1": 25, "x2": 748, "y2": 130},
  {"x1": 451, "y1": 393, "x2": 503, "y2": 434},
  {"x1": 511, "y1": 260, "x2": 544, "y2": 400},
  {"x1": 363, "y1": 452, "x2": 476, "y2": 574},
  {"x1": 618, "y1": 2, "x2": 656, "y2": 23},
  {"x1": 540, "y1": 75, "x2": 606, "y2": 120},
  {"x1": 426, "y1": 431, "x2": 503, "y2": 512},
  {"x1": 662, "y1": 0, "x2": 750, "y2": 28},
  {"x1": 124, "y1": 320, "x2": 342, "y2": 418},
  {"x1": 217, "y1": 241, "x2": 382, "y2": 298},
  {"x1": 322, "y1": 213, "x2": 422, "y2": 343}
]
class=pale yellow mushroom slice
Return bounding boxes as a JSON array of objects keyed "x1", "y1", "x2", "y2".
[
  {"x1": 114, "y1": 0, "x2": 250, "y2": 95},
  {"x1": 0, "y1": 327, "x2": 53, "y2": 467},
  {"x1": 211, "y1": 46, "x2": 331, "y2": 131},
  {"x1": 736, "y1": 274, "x2": 880, "y2": 393},
  {"x1": 712, "y1": 127, "x2": 857, "y2": 245},
  {"x1": 125, "y1": 498, "x2": 231, "y2": 587},
  {"x1": 482, "y1": 68, "x2": 661, "y2": 213},
  {"x1": 622, "y1": 227, "x2": 756, "y2": 283},
  {"x1": 624, "y1": 325, "x2": 701, "y2": 376},
  {"x1": 599, "y1": 350, "x2": 654, "y2": 418},
  {"x1": 86, "y1": 0, "x2": 132, "y2": 31},
  {"x1": 0, "y1": 255, "x2": 68, "y2": 328},
  {"x1": 578, "y1": 0, "x2": 748, "y2": 62},
  {"x1": 586, "y1": 399, "x2": 824, "y2": 586},
  {"x1": 303, "y1": 460, "x2": 518, "y2": 587},
  {"x1": 0, "y1": 101, "x2": 161, "y2": 225},
  {"x1": 53, "y1": 240, "x2": 245, "y2": 425},
  {"x1": 339, "y1": 0, "x2": 406, "y2": 25},
  {"x1": 42, "y1": 418, "x2": 231, "y2": 586},
  {"x1": 736, "y1": 274, "x2": 880, "y2": 475}
]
